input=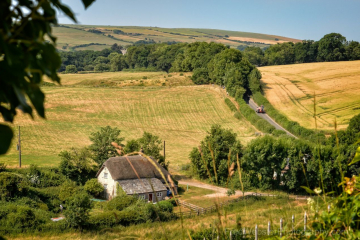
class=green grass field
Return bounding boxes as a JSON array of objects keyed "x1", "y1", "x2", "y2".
[
  {"x1": 1, "y1": 72, "x2": 256, "y2": 171},
  {"x1": 53, "y1": 25, "x2": 300, "y2": 51}
]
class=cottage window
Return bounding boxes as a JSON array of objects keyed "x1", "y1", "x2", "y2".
[
  {"x1": 139, "y1": 194, "x2": 145, "y2": 200},
  {"x1": 104, "y1": 184, "x2": 108, "y2": 190},
  {"x1": 104, "y1": 173, "x2": 108, "y2": 179},
  {"x1": 156, "y1": 192, "x2": 162, "y2": 197}
]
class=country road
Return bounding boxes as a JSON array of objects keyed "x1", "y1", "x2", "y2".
[{"x1": 247, "y1": 98, "x2": 297, "y2": 138}]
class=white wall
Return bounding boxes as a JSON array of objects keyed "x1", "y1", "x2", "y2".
[{"x1": 97, "y1": 167, "x2": 116, "y2": 199}]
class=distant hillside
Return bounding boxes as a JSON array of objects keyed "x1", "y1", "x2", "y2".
[{"x1": 53, "y1": 25, "x2": 300, "y2": 51}]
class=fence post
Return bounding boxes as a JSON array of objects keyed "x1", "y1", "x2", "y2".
[
  {"x1": 267, "y1": 221, "x2": 271, "y2": 235},
  {"x1": 292, "y1": 215, "x2": 295, "y2": 232},
  {"x1": 255, "y1": 225, "x2": 258, "y2": 240},
  {"x1": 243, "y1": 227, "x2": 246, "y2": 236},
  {"x1": 229, "y1": 231, "x2": 232, "y2": 240},
  {"x1": 217, "y1": 235, "x2": 219, "y2": 240},
  {"x1": 304, "y1": 211, "x2": 307, "y2": 232},
  {"x1": 328, "y1": 204, "x2": 331, "y2": 213},
  {"x1": 280, "y1": 218, "x2": 283, "y2": 238}
]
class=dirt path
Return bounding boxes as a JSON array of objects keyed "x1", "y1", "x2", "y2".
[{"x1": 178, "y1": 179, "x2": 257, "y2": 198}]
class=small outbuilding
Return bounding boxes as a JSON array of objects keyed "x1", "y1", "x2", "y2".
[{"x1": 96, "y1": 155, "x2": 177, "y2": 202}]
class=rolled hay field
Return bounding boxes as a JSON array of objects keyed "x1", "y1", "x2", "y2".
[
  {"x1": 0, "y1": 72, "x2": 256, "y2": 171},
  {"x1": 258, "y1": 60, "x2": 360, "y2": 130}
]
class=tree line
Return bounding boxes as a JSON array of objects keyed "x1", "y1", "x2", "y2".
[
  {"x1": 190, "y1": 114, "x2": 360, "y2": 194},
  {"x1": 242, "y1": 33, "x2": 360, "y2": 66}
]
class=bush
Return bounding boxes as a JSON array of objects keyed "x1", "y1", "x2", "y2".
[
  {"x1": 84, "y1": 179, "x2": 103, "y2": 198},
  {"x1": 0, "y1": 172, "x2": 28, "y2": 200},
  {"x1": 59, "y1": 180, "x2": 78, "y2": 201},
  {"x1": 105, "y1": 195, "x2": 137, "y2": 211},
  {"x1": 272, "y1": 129, "x2": 287, "y2": 137},
  {"x1": 64, "y1": 192, "x2": 92, "y2": 229},
  {"x1": 65, "y1": 65, "x2": 77, "y2": 73},
  {"x1": 224, "y1": 98, "x2": 237, "y2": 112},
  {"x1": 156, "y1": 200, "x2": 173, "y2": 213},
  {"x1": 88, "y1": 211, "x2": 117, "y2": 228}
]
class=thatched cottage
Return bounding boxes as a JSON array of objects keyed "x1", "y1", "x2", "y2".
[{"x1": 96, "y1": 155, "x2": 177, "y2": 202}]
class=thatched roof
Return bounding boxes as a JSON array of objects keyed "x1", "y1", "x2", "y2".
[
  {"x1": 117, "y1": 178, "x2": 167, "y2": 194},
  {"x1": 96, "y1": 155, "x2": 170, "y2": 181}
]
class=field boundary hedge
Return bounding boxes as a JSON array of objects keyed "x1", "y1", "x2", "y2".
[{"x1": 252, "y1": 92, "x2": 326, "y2": 142}]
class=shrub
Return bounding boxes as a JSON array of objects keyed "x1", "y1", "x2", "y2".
[
  {"x1": 84, "y1": 179, "x2": 103, "y2": 198},
  {"x1": 156, "y1": 200, "x2": 173, "y2": 213},
  {"x1": 65, "y1": 65, "x2": 77, "y2": 73},
  {"x1": 272, "y1": 129, "x2": 287, "y2": 137},
  {"x1": 224, "y1": 98, "x2": 237, "y2": 112},
  {"x1": 64, "y1": 192, "x2": 92, "y2": 229},
  {"x1": 88, "y1": 211, "x2": 117, "y2": 228},
  {"x1": 59, "y1": 180, "x2": 78, "y2": 201},
  {"x1": 0, "y1": 172, "x2": 28, "y2": 200},
  {"x1": 142, "y1": 76, "x2": 147, "y2": 79},
  {"x1": 105, "y1": 195, "x2": 136, "y2": 211}
]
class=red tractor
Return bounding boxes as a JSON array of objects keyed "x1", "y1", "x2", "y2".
[{"x1": 256, "y1": 105, "x2": 265, "y2": 113}]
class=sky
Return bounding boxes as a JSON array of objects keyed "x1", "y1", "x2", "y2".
[{"x1": 59, "y1": 0, "x2": 360, "y2": 42}]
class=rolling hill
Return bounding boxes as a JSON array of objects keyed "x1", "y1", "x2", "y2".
[
  {"x1": 258, "y1": 61, "x2": 360, "y2": 130},
  {"x1": 0, "y1": 72, "x2": 256, "y2": 169},
  {"x1": 53, "y1": 25, "x2": 300, "y2": 51}
]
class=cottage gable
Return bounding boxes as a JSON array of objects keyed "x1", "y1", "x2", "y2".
[{"x1": 96, "y1": 155, "x2": 177, "y2": 201}]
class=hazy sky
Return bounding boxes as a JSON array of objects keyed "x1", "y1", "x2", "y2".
[{"x1": 59, "y1": 0, "x2": 360, "y2": 41}]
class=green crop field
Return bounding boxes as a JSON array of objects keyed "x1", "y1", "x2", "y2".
[
  {"x1": 0, "y1": 72, "x2": 256, "y2": 170},
  {"x1": 53, "y1": 25, "x2": 300, "y2": 51},
  {"x1": 259, "y1": 61, "x2": 360, "y2": 130}
]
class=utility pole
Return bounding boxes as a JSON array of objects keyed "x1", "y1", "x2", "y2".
[
  {"x1": 17, "y1": 126, "x2": 21, "y2": 168},
  {"x1": 163, "y1": 141, "x2": 165, "y2": 161}
]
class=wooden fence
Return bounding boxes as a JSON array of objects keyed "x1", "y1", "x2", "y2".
[{"x1": 174, "y1": 193, "x2": 311, "y2": 218}]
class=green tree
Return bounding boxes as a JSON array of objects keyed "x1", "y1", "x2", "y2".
[
  {"x1": 64, "y1": 192, "x2": 92, "y2": 229},
  {"x1": 94, "y1": 63, "x2": 110, "y2": 72},
  {"x1": 89, "y1": 126, "x2": 125, "y2": 166},
  {"x1": 84, "y1": 179, "x2": 104, "y2": 197},
  {"x1": 317, "y1": 33, "x2": 346, "y2": 61},
  {"x1": 137, "y1": 132, "x2": 168, "y2": 169},
  {"x1": 208, "y1": 48, "x2": 243, "y2": 85},
  {"x1": 243, "y1": 46, "x2": 264, "y2": 66},
  {"x1": 191, "y1": 68, "x2": 210, "y2": 84},
  {"x1": 190, "y1": 125, "x2": 243, "y2": 185},
  {"x1": 59, "y1": 180, "x2": 78, "y2": 201},
  {"x1": 345, "y1": 41, "x2": 360, "y2": 60},
  {"x1": 0, "y1": 0, "x2": 95, "y2": 155},
  {"x1": 65, "y1": 65, "x2": 77, "y2": 73},
  {"x1": 123, "y1": 139, "x2": 141, "y2": 154},
  {"x1": 59, "y1": 147, "x2": 96, "y2": 184}
]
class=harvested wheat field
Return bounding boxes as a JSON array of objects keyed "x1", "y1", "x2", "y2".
[
  {"x1": 1, "y1": 72, "x2": 256, "y2": 170},
  {"x1": 259, "y1": 61, "x2": 360, "y2": 130}
]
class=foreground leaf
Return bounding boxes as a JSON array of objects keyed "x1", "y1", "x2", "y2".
[{"x1": 0, "y1": 124, "x2": 13, "y2": 155}]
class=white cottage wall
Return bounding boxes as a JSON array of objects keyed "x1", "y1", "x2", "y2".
[{"x1": 97, "y1": 167, "x2": 117, "y2": 199}]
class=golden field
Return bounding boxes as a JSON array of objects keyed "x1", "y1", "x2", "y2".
[
  {"x1": 0, "y1": 72, "x2": 256, "y2": 170},
  {"x1": 259, "y1": 61, "x2": 360, "y2": 130}
]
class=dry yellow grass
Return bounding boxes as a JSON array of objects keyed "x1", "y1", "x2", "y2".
[
  {"x1": 259, "y1": 61, "x2": 360, "y2": 130},
  {"x1": 1, "y1": 72, "x2": 256, "y2": 170}
]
